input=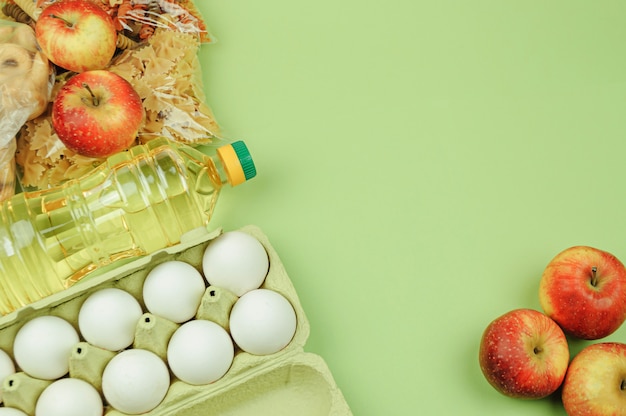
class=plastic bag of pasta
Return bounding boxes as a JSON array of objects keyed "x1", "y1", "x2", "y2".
[{"x1": 0, "y1": 20, "x2": 53, "y2": 201}]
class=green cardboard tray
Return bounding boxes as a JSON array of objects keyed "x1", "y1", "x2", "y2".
[{"x1": 0, "y1": 225, "x2": 352, "y2": 415}]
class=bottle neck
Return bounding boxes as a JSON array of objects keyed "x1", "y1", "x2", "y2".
[
  {"x1": 186, "y1": 139, "x2": 256, "y2": 187},
  {"x1": 169, "y1": 142, "x2": 231, "y2": 187},
  {"x1": 209, "y1": 154, "x2": 233, "y2": 186},
  {"x1": 196, "y1": 142, "x2": 248, "y2": 187}
]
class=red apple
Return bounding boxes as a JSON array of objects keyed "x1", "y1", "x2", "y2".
[
  {"x1": 479, "y1": 308, "x2": 569, "y2": 399},
  {"x1": 35, "y1": 0, "x2": 117, "y2": 73},
  {"x1": 562, "y1": 342, "x2": 626, "y2": 415},
  {"x1": 52, "y1": 70, "x2": 144, "y2": 158},
  {"x1": 539, "y1": 246, "x2": 626, "y2": 340}
]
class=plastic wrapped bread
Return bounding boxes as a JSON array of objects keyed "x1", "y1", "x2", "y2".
[{"x1": 0, "y1": 20, "x2": 52, "y2": 201}]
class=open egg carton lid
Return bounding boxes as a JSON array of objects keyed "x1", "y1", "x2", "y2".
[{"x1": 0, "y1": 225, "x2": 352, "y2": 416}]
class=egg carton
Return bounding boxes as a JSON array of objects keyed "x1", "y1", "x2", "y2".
[{"x1": 0, "y1": 225, "x2": 352, "y2": 416}]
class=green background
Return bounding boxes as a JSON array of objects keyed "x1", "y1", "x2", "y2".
[{"x1": 196, "y1": 1, "x2": 626, "y2": 414}]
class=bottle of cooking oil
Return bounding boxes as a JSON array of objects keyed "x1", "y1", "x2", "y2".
[{"x1": 0, "y1": 137, "x2": 256, "y2": 315}]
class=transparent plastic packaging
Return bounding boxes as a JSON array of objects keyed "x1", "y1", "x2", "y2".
[
  {"x1": 0, "y1": 137, "x2": 256, "y2": 315},
  {"x1": 0, "y1": 20, "x2": 53, "y2": 202}
]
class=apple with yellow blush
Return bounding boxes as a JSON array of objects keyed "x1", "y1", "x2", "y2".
[
  {"x1": 562, "y1": 342, "x2": 626, "y2": 415},
  {"x1": 35, "y1": 0, "x2": 117, "y2": 73}
]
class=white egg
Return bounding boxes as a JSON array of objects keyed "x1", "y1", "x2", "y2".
[
  {"x1": 0, "y1": 348, "x2": 16, "y2": 403},
  {"x1": 78, "y1": 288, "x2": 143, "y2": 351},
  {"x1": 229, "y1": 289, "x2": 297, "y2": 355},
  {"x1": 35, "y1": 378, "x2": 103, "y2": 416},
  {"x1": 102, "y1": 349, "x2": 170, "y2": 414},
  {"x1": 202, "y1": 231, "x2": 269, "y2": 296},
  {"x1": 167, "y1": 319, "x2": 234, "y2": 385},
  {"x1": 13, "y1": 315, "x2": 79, "y2": 380},
  {"x1": 0, "y1": 407, "x2": 27, "y2": 416},
  {"x1": 143, "y1": 261, "x2": 206, "y2": 323}
]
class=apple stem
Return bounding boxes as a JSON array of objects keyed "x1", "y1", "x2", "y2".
[
  {"x1": 82, "y1": 83, "x2": 99, "y2": 107},
  {"x1": 49, "y1": 14, "x2": 74, "y2": 28},
  {"x1": 591, "y1": 266, "x2": 598, "y2": 287}
]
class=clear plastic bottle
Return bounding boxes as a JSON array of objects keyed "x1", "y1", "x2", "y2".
[{"x1": 0, "y1": 137, "x2": 256, "y2": 315}]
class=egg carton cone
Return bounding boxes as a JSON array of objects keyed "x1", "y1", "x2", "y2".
[{"x1": 0, "y1": 225, "x2": 352, "y2": 416}]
